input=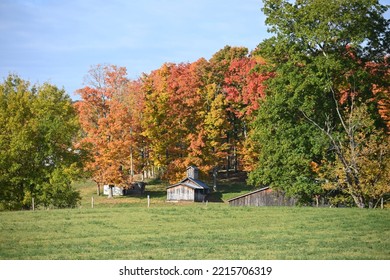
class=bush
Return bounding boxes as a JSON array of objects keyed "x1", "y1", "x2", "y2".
[{"x1": 40, "y1": 168, "x2": 81, "y2": 208}]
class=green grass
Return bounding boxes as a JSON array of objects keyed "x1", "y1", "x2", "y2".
[
  {"x1": 0, "y1": 177, "x2": 389, "y2": 260},
  {"x1": 0, "y1": 204, "x2": 389, "y2": 260}
]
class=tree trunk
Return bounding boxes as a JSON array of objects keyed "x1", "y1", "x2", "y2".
[
  {"x1": 130, "y1": 148, "x2": 134, "y2": 181},
  {"x1": 315, "y1": 195, "x2": 319, "y2": 207},
  {"x1": 108, "y1": 185, "x2": 114, "y2": 199},
  {"x1": 233, "y1": 145, "x2": 238, "y2": 173},
  {"x1": 226, "y1": 155, "x2": 230, "y2": 179},
  {"x1": 351, "y1": 193, "x2": 365, "y2": 208},
  {"x1": 213, "y1": 167, "x2": 218, "y2": 192},
  {"x1": 96, "y1": 183, "x2": 101, "y2": 196}
]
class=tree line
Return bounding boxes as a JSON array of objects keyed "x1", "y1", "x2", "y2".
[
  {"x1": 1, "y1": 0, "x2": 389, "y2": 210},
  {"x1": 75, "y1": 46, "x2": 270, "y2": 195}
]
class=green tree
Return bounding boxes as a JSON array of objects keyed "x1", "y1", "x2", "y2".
[
  {"x1": 0, "y1": 75, "x2": 81, "y2": 210},
  {"x1": 318, "y1": 103, "x2": 390, "y2": 208},
  {"x1": 249, "y1": 0, "x2": 389, "y2": 207},
  {"x1": 248, "y1": 88, "x2": 327, "y2": 203}
]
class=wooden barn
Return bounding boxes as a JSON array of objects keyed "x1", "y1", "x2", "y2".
[
  {"x1": 167, "y1": 166, "x2": 210, "y2": 202},
  {"x1": 227, "y1": 187, "x2": 297, "y2": 207}
]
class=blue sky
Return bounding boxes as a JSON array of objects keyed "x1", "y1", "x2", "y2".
[{"x1": 0, "y1": 0, "x2": 268, "y2": 99}]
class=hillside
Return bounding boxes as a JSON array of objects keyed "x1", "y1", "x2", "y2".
[{"x1": 73, "y1": 172, "x2": 253, "y2": 208}]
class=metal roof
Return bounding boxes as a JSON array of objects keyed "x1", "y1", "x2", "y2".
[
  {"x1": 226, "y1": 186, "x2": 270, "y2": 202},
  {"x1": 167, "y1": 177, "x2": 210, "y2": 190}
]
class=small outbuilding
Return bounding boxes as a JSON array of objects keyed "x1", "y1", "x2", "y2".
[
  {"x1": 167, "y1": 166, "x2": 210, "y2": 202},
  {"x1": 227, "y1": 187, "x2": 296, "y2": 207},
  {"x1": 103, "y1": 185, "x2": 126, "y2": 196},
  {"x1": 103, "y1": 182, "x2": 146, "y2": 196}
]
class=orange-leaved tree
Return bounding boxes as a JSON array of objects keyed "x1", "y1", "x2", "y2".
[{"x1": 76, "y1": 65, "x2": 133, "y2": 195}]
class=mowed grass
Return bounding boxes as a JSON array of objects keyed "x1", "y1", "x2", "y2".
[{"x1": 0, "y1": 204, "x2": 389, "y2": 260}]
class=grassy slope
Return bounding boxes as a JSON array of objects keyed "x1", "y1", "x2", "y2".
[{"x1": 0, "y1": 177, "x2": 389, "y2": 260}]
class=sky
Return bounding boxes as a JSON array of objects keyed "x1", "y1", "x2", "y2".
[{"x1": 0, "y1": 0, "x2": 269, "y2": 100}]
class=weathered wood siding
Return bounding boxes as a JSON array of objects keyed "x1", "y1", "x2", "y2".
[
  {"x1": 194, "y1": 189, "x2": 207, "y2": 202},
  {"x1": 187, "y1": 166, "x2": 199, "y2": 179},
  {"x1": 228, "y1": 188, "x2": 296, "y2": 206},
  {"x1": 167, "y1": 185, "x2": 195, "y2": 201}
]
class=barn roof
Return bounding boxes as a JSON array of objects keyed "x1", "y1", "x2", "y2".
[
  {"x1": 167, "y1": 177, "x2": 210, "y2": 190},
  {"x1": 226, "y1": 186, "x2": 270, "y2": 202}
]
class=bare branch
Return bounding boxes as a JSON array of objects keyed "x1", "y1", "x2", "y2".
[
  {"x1": 330, "y1": 85, "x2": 349, "y2": 135},
  {"x1": 300, "y1": 109, "x2": 350, "y2": 175}
]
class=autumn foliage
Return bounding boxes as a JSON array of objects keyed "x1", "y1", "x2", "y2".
[
  {"x1": 76, "y1": 48, "x2": 270, "y2": 185},
  {"x1": 75, "y1": 38, "x2": 388, "y2": 209},
  {"x1": 2, "y1": 1, "x2": 388, "y2": 210},
  {"x1": 76, "y1": 65, "x2": 136, "y2": 194}
]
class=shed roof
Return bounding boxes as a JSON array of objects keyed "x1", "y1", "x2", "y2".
[
  {"x1": 167, "y1": 177, "x2": 209, "y2": 190},
  {"x1": 226, "y1": 186, "x2": 270, "y2": 202}
]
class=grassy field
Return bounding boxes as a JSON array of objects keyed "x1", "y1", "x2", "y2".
[{"x1": 0, "y1": 178, "x2": 389, "y2": 260}]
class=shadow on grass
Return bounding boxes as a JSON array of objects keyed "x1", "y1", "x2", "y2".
[
  {"x1": 207, "y1": 192, "x2": 224, "y2": 202},
  {"x1": 206, "y1": 172, "x2": 254, "y2": 202},
  {"x1": 144, "y1": 190, "x2": 166, "y2": 199},
  {"x1": 140, "y1": 178, "x2": 168, "y2": 199}
]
